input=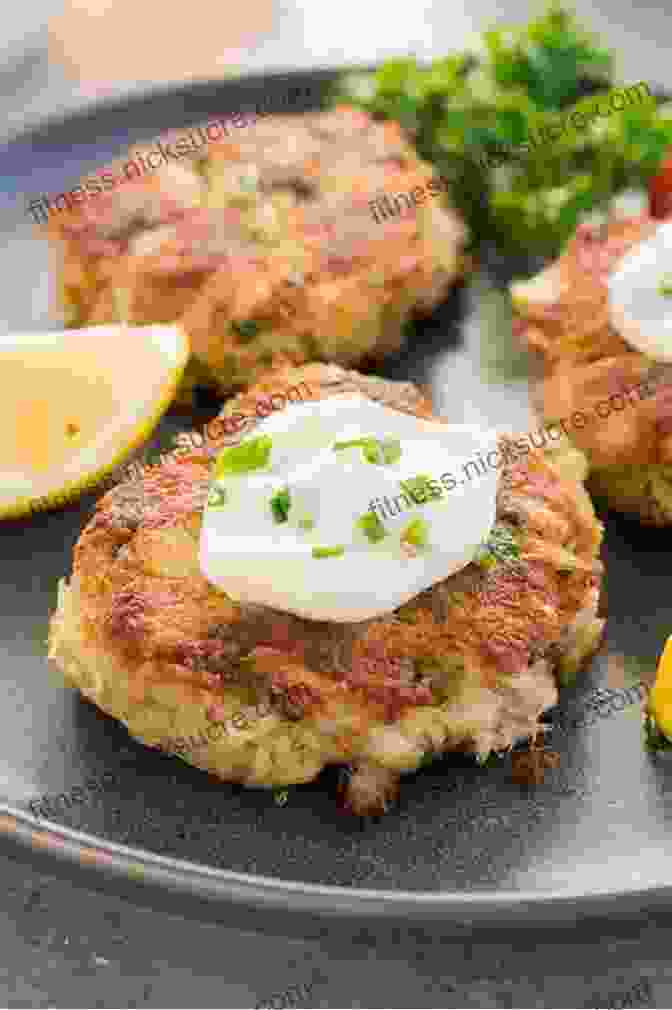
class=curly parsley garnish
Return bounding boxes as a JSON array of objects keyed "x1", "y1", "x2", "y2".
[
  {"x1": 269, "y1": 486, "x2": 291, "y2": 523},
  {"x1": 333, "y1": 436, "x2": 402, "y2": 465},
  {"x1": 214, "y1": 435, "x2": 272, "y2": 477},
  {"x1": 356, "y1": 510, "x2": 388, "y2": 543}
]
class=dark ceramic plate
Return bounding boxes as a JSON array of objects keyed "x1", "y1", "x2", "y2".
[{"x1": 2, "y1": 70, "x2": 672, "y2": 940}]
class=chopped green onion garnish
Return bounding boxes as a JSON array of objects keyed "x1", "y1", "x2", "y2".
[
  {"x1": 269, "y1": 486, "x2": 291, "y2": 523},
  {"x1": 356, "y1": 510, "x2": 388, "y2": 543},
  {"x1": 399, "y1": 473, "x2": 439, "y2": 503},
  {"x1": 206, "y1": 485, "x2": 227, "y2": 508},
  {"x1": 312, "y1": 545, "x2": 345, "y2": 559},
  {"x1": 475, "y1": 524, "x2": 520, "y2": 567},
  {"x1": 273, "y1": 788, "x2": 289, "y2": 806},
  {"x1": 379, "y1": 437, "x2": 402, "y2": 464},
  {"x1": 401, "y1": 517, "x2": 430, "y2": 548},
  {"x1": 333, "y1": 436, "x2": 402, "y2": 465},
  {"x1": 213, "y1": 435, "x2": 272, "y2": 477},
  {"x1": 230, "y1": 319, "x2": 260, "y2": 342},
  {"x1": 659, "y1": 274, "x2": 672, "y2": 297},
  {"x1": 298, "y1": 515, "x2": 315, "y2": 531}
]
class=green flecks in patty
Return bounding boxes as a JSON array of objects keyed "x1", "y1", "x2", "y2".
[
  {"x1": 355, "y1": 510, "x2": 388, "y2": 544},
  {"x1": 332, "y1": 436, "x2": 402, "y2": 465},
  {"x1": 414, "y1": 653, "x2": 465, "y2": 678},
  {"x1": 396, "y1": 604, "x2": 421, "y2": 623},
  {"x1": 311, "y1": 544, "x2": 345, "y2": 559},
  {"x1": 206, "y1": 484, "x2": 228, "y2": 509},
  {"x1": 213, "y1": 435, "x2": 272, "y2": 477},
  {"x1": 401, "y1": 516, "x2": 430, "y2": 548},
  {"x1": 237, "y1": 654, "x2": 258, "y2": 675},
  {"x1": 230, "y1": 319, "x2": 261, "y2": 343},
  {"x1": 270, "y1": 486, "x2": 291, "y2": 523},
  {"x1": 555, "y1": 547, "x2": 578, "y2": 574},
  {"x1": 474, "y1": 523, "x2": 520, "y2": 568}
]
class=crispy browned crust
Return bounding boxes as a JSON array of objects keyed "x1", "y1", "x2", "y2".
[
  {"x1": 44, "y1": 108, "x2": 466, "y2": 397},
  {"x1": 513, "y1": 216, "x2": 672, "y2": 473},
  {"x1": 50, "y1": 362, "x2": 605, "y2": 813}
]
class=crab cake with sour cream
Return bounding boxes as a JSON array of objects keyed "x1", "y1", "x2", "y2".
[
  {"x1": 48, "y1": 361, "x2": 604, "y2": 815},
  {"x1": 512, "y1": 214, "x2": 672, "y2": 525}
]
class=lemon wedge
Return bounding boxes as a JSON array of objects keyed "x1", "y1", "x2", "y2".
[
  {"x1": 649, "y1": 635, "x2": 672, "y2": 740},
  {"x1": 1, "y1": 324, "x2": 189, "y2": 519}
]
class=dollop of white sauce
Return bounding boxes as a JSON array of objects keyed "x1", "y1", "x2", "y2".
[
  {"x1": 608, "y1": 220, "x2": 672, "y2": 360},
  {"x1": 199, "y1": 395, "x2": 499, "y2": 622}
]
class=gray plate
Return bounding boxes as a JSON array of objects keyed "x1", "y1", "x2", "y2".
[{"x1": 2, "y1": 70, "x2": 672, "y2": 939}]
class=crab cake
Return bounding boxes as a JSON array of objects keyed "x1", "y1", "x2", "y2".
[
  {"x1": 44, "y1": 106, "x2": 466, "y2": 404},
  {"x1": 48, "y1": 362, "x2": 604, "y2": 815},
  {"x1": 511, "y1": 214, "x2": 672, "y2": 525}
]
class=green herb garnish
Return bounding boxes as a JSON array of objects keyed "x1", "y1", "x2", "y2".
[
  {"x1": 230, "y1": 319, "x2": 260, "y2": 342},
  {"x1": 298, "y1": 515, "x2": 315, "y2": 531},
  {"x1": 399, "y1": 473, "x2": 440, "y2": 504},
  {"x1": 475, "y1": 524, "x2": 520, "y2": 568},
  {"x1": 379, "y1": 437, "x2": 402, "y2": 464},
  {"x1": 311, "y1": 545, "x2": 345, "y2": 559},
  {"x1": 659, "y1": 274, "x2": 672, "y2": 297},
  {"x1": 336, "y1": 4, "x2": 669, "y2": 259},
  {"x1": 270, "y1": 486, "x2": 291, "y2": 523},
  {"x1": 273, "y1": 788, "x2": 289, "y2": 806},
  {"x1": 213, "y1": 435, "x2": 272, "y2": 477},
  {"x1": 356, "y1": 510, "x2": 388, "y2": 543},
  {"x1": 333, "y1": 436, "x2": 402, "y2": 465},
  {"x1": 643, "y1": 714, "x2": 672, "y2": 753},
  {"x1": 401, "y1": 516, "x2": 430, "y2": 548},
  {"x1": 206, "y1": 485, "x2": 227, "y2": 509}
]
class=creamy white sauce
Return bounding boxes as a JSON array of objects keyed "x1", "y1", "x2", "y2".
[
  {"x1": 608, "y1": 220, "x2": 672, "y2": 360},
  {"x1": 199, "y1": 394, "x2": 498, "y2": 622}
]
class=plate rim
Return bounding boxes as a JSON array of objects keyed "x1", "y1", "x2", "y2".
[{"x1": 4, "y1": 67, "x2": 671, "y2": 929}]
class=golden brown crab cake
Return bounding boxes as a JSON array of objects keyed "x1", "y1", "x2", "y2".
[
  {"x1": 48, "y1": 362, "x2": 604, "y2": 815},
  {"x1": 511, "y1": 214, "x2": 672, "y2": 525},
  {"x1": 44, "y1": 106, "x2": 466, "y2": 404}
]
